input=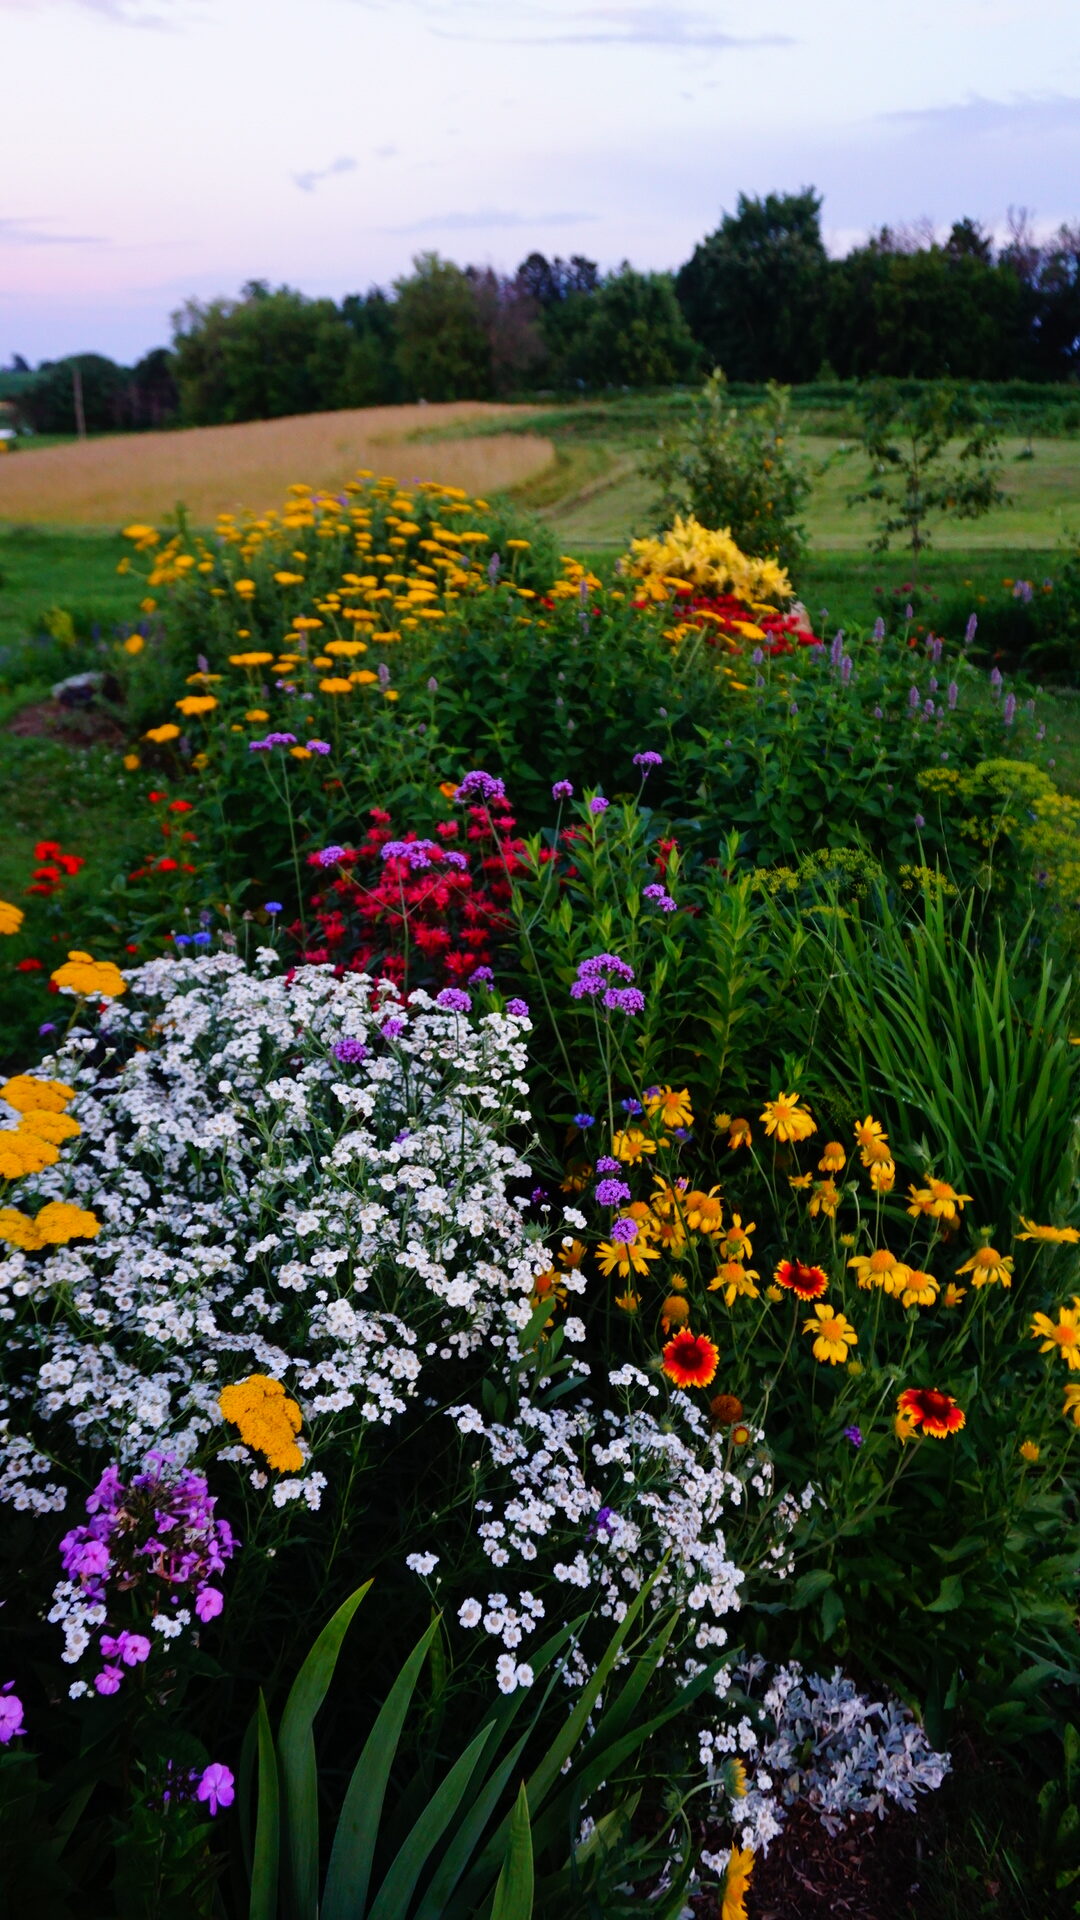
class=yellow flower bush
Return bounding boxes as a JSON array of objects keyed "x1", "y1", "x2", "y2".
[
  {"x1": 0, "y1": 900, "x2": 25, "y2": 936},
  {"x1": 621, "y1": 515, "x2": 791, "y2": 607},
  {"x1": 0, "y1": 1201, "x2": 100, "y2": 1250},
  {"x1": 1, "y1": 1075, "x2": 76, "y2": 1114},
  {"x1": 51, "y1": 951, "x2": 127, "y2": 999},
  {"x1": 219, "y1": 1373, "x2": 304, "y2": 1471}
]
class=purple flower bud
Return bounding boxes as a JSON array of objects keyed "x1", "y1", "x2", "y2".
[
  {"x1": 552, "y1": 780, "x2": 573, "y2": 801},
  {"x1": 840, "y1": 656, "x2": 852, "y2": 685},
  {"x1": 595, "y1": 1155, "x2": 620, "y2": 1172},
  {"x1": 989, "y1": 667, "x2": 1003, "y2": 696},
  {"x1": 305, "y1": 739, "x2": 332, "y2": 754},
  {"x1": 427, "y1": 677, "x2": 438, "y2": 694},
  {"x1": 965, "y1": 613, "x2": 978, "y2": 645},
  {"x1": 872, "y1": 706, "x2": 883, "y2": 721},
  {"x1": 377, "y1": 663, "x2": 391, "y2": 688},
  {"x1": 842, "y1": 1425, "x2": 863, "y2": 1448},
  {"x1": 947, "y1": 682, "x2": 958, "y2": 710},
  {"x1": 830, "y1": 629, "x2": 845, "y2": 667},
  {"x1": 904, "y1": 603, "x2": 913, "y2": 622},
  {"x1": 908, "y1": 686, "x2": 920, "y2": 711},
  {"x1": 469, "y1": 966, "x2": 495, "y2": 988},
  {"x1": 488, "y1": 553, "x2": 501, "y2": 583},
  {"x1": 1003, "y1": 692, "x2": 1017, "y2": 727},
  {"x1": 632, "y1": 750, "x2": 662, "y2": 772},
  {"x1": 872, "y1": 617, "x2": 885, "y2": 641},
  {"x1": 751, "y1": 646, "x2": 764, "y2": 665},
  {"x1": 914, "y1": 814, "x2": 925, "y2": 829}
]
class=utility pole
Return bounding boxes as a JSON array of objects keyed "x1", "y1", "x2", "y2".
[{"x1": 72, "y1": 363, "x2": 87, "y2": 441}]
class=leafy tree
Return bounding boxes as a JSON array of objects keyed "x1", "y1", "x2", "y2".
[
  {"x1": 339, "y1": 289, "x2": 403, "y2": 406},
  {"x1": 393, "y1": 253, "x2": 492, "y2": 400},
  {"x1": 676, "y1": 189, "x2": 829, "y2": 381},
  {"x1": 850, "y1": 380, "x2": 1006, "y2": 568},
  {"x1": 567, "y1": 266, "x2": 698, "y2": 388},
  {"x1": 646, "y1": 369, "x2": 811, "y2": 572},
  {"x1": 516, "y1": 252, "x2": 600, "y2": 307},
  {"x1": 170, "y1": 283, "x2": 355, "y2": 423},
  {"x1": 468, "y1": 268, "x2": 548, "y2": 393},
  {"x1": 126, "y1": 348, "x2": 179, "y2": 428},
  {"x1": 20, "y1": 353, "x2": 128, "y2": 434}
]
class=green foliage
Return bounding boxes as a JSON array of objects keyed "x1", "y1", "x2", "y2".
[
  {"x1": 645, "y1": 370, "x2": 812, "y2": 570},
  {"x1": 562, "y1": 267, "x2": 699, "y2": 390},
  {"x1": 171, "y1": 283, "x2": 360, "y2": 425},
  {"x1": 675, "y1": 190, "x2": 831, "y2": 383},
  {"x1": 393, "y1": 254, "x2": 493, "y2": 402},
  {"x1": 851, "y1": 381, "x2": 1007, "y2": 566}
]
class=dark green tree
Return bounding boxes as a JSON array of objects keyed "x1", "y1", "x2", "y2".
[
  {"x1": 20, "y1": 353, "x2": 128, "y2": 434},
  {"x1": 566, "y1": 266, "x2": 698, "y2": 388},
  {"x1": 675, "y1": 189, "x2": 830, "y2": 381},
  {"x1": 393, "y1": 253, "x2": 492, "y2": 400},
  {"x1": 170, "y1": 283, "x2": 354, "y2": 423}
]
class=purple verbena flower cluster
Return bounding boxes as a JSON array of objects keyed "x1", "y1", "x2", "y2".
[
  {"x1": 642, "y1": 883, "x2": 676, "y2": 913},
  {"x1": 570, "y1": 953, "x2": 644, "y2": 1015},
  {"x1": 454, "y1": 770, "x2": 507, "y2": 804}
]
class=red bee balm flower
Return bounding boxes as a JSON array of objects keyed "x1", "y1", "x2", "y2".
[
  {"x1": 897, "y1": 1387, "x2": 966, "y2": 1438},
  {"x1": 661, "y1": 1330, "x2": 720, "y2": 1389},
  {"x1": 774, "y1": 1259, "x2": 829, "y2": 1301}
]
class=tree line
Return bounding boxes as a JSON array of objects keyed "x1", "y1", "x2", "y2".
[{"x1": 6, "y1": 189, "x2": 1080, "y2": 433}]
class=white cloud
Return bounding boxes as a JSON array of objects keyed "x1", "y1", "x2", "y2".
[{"x1": 292, "y1": 155, "x2": 358, "y2": 194}]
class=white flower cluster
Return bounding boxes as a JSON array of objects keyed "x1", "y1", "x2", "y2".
[
  {"x1": 0, "y1": 953, "x2": 550, "y2": 1511},
  {"x1": 449, "y1": 1363, "x2": 790, "y2": 1692}
]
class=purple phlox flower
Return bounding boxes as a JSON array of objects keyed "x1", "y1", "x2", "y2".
[
  {"x1": 381, "y1": 839, "x2": 438, "y2": 870},
  {"x1": 620, "y1": 1097, "x2": 643, "y2": 1116},
  {"x1": 633, "y1": 750, "x2": 663, "y2": 772},
  {"x1": 101, "y1": 1631, "x2": 151, "y2": 1666},
  {"x1": 872, "y1": 617, "x2": 886, "y2": 641},
  {"x1": 505, "y1": 998, "x2": 530, "y2": 1019},
  {"x1": 552, "y1": 780, "x2": 574, "y2": 801},
  {"x1": 642, "y1": 883, "x2": 677, "y2": 913},
  {"x1": 947, "y1": 683, "x2": 959, "y2": 710},
  {"x1": 595, "y1": 1177, "x2": 632, "y2": 1207},
  {"x1": 989, "y1": 666, "x2": 1003, "y2": 695},
  {"x1": 914, "y1": 814, "x2": 926, "y2": 829},
  {"x1": 195, "y1": 1587, "x2": 224, "y2": 1623},
  {"x1": 840, "y1": 656, "x2": 852, "y2": 685},
  {"x1": 436, "y1": 987, "x2": 472, "y2": 1013},
  {"x1": 907, "y1": 685, "x2": 920, "y2": 711},
  {"x1": 61, "y1": 1535, "x2": 111, "y2": 1586},
  {"x1": 469, "y1": 966, "x2": 495, "y2": 988},
  {"x1": 454, "y1": 770, "x2": 507, "y2": 804},
  {"x1": 196, "y1": 1764, "x2": 235, "y2": 1817},
  {"x1": 610, "y1": 1216, "x2": 638, "y2": 1244},
  {"x1": 842, "y1": 1425, "x2": 863, "y2": 1449},
  {"x1": 573, "y1": 1112, "x2": 595, "y2": 1130},
  {"x1": 265, "y1": 901, "x2": 283, "y2": 915},
  {"x1": 1003, "y1": 692, "x2": 1017, "y2": 727},
  {"x1": 0, "y1": 1686, "x2": 26, "y2": 1745},
  {"x1": 829, "y1": 629, "x2": 845, "y2": 667},
  {"x1": 381, "y1": 1017, "x2": 406, "y2": 1040},
  {"x1": 604, "y1": 986, "x2": 644, "y2": 1015},
  {"x1": 306, "y1": 740, "x2": 332, "y2": 754},
  {"x1": 87, "y1": 1466, "x2": 124, "y2": 1515},
  {"x1": 570, "y1": 953, "x2": 634, "y2": 1000},
  {"x1": 94, "y1": 1666, "x2": 123, "y2": 1696},
  {"x1": 333, "y1": 1037, "x2": 368, "y2": 1064},
  {"x1": 595, "y1": 1155, "x2": 620, "y2": 1173},
  {"x1": 313, "y1": 844, "x2": 349, "y2": 868},
  {"x1": 589, "y1": 796, "x2": 609, "y2": 816}
]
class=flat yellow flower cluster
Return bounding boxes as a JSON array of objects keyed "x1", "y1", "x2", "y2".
[
  {"x1": 0, "y1": 1074, "x2": 80, "y2": 1182},
  {"x1": 0, "y1": 1200, "x2": 100, "y2": 1250},
  {"x1": 50, "y1": 950, "x2": 127, "y2": 999},
  {"x1": 218, "y1": 1373, "x2": 304, "y2": 1471},
  {"x1": 919, "y1": 758, "x2": 1080, "y2": 923},
  {"x1": 621, "y1": 515, "x2": 792, "y2": 608},
  {"x1": 0, "y1": 900, "x2": 25, "y2": 936}
]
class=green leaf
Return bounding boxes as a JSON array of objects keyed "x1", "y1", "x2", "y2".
[
  {"x1": 278, "y1": 1581, "x2": 372, "y2": 1920},
  {"x1": 366, "y1": 1724, "x2": 495, "y2": 1920},
  {"x1": 790, "y1": 1569, "x2": 834, "y2": 1609},
  {"x1": 249, "y1": 1691, "x2": 281, "y2": 1920},
  {"x1": 925, "y1": 1574, "x2": 965, "y2": 1613},
  {"x1": 490, "y1": 1784, "x2": 533, "y2": 1920},
  {"x1": 321, "y1": 1616, "x2": 441, "y2": 1920}
]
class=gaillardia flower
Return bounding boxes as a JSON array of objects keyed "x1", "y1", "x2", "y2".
[
  {"x1": 774, "y1": 1259, "x2": 829, "y2": 1301},
  {"x1": 896, "y1": 1387, "x2": 966, "y2": 1438},
  {"x1": 661, "y1": 1330, "x2": 720, "y2": 1389}
]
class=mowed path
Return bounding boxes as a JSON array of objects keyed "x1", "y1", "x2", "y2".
[{"x1": 0, "y1": 403, "x2": 554, "y2": 524}]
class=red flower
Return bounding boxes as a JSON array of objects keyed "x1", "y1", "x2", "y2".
[
  {"x1": 168, "y1": 800, "x2": 193, "y2": 813},
  {"x1": 897, "y1": 1387, "x2": 966, "y2": 1438},
  {"x1": 16, "y1": 958, "x2": 43, "y2": 972},
  {"x1": 148, "y1": 791, "x2": 167, "y2": 804},
  {"x1": 774, "y1": 1259, "x2": 829, "y2": 1301},
  {"x1": 661, "y1": 1330, "x2": 720, "y2": 1390},
  {"x1": 156, "y1": 858, "x2": 179, "y2": 872}
]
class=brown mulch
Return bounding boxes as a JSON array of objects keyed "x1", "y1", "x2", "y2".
[
  {"x1": 746, "y1": 1802, "x2": 922, "y2": 1919},
  {"x1": 6, "y1": 699, "x2": 126, "y2": 748}
]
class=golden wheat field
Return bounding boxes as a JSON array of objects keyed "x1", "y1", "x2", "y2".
[{"x1": 0, "y1": 403, "x2": 554, "y2": 525}]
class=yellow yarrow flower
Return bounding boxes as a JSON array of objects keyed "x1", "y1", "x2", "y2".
[
  {"x1": 145, "y1": 723, "x2": 181, "y2": 744},
  {"x1": 0, "y1": 1201, "x2": 100, "y2": 1250},
  {"x1": 0, "y1": 1133, "x2": 59, "y2": 1180},
  {"x1": 1, "y1": 1076, "x2": 75, "y2": 1114},
  {"x1": 0, "y1": 900, "x2": 25, "y2": 936},
  {"x1": 218, "y1": 1373, "x2": 304, "y2": 1471},
  {"x1": 16, "y1": 1109, "x2": 80, "y2": 1144},
  {"x1": 51, "y1": 952, "x2": 126, "y2": 999},
  {"x1": 175, "y1": 695, "x2": 218, "y2": 717}
]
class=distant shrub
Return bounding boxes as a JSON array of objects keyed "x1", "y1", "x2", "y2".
[{"x1": 646, "y1": 371, "x2": 812, "y2": 574}]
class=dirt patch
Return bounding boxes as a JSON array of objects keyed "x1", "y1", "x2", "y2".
[
  {"x1": 744, "y1": 1802, "x2": 922, "y2": 1918},
  {"x1": 7, "y1": 699, "x2": 126, "y2": 749}
]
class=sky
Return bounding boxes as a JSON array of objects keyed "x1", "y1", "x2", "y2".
[{"x1": 3, "y1": 0, "x2": 1080, "y2": 364}]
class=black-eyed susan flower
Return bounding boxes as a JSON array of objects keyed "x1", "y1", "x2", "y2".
[
  {"x1": 896, "y1": 1386, "x2": 966, "y2": 1438},
  {"x1": 709, "y1": 1258, "x2": 760, "y2": 1306},
  {"x1": 808, "y1": 1177, "x2": 840, "y2": 1219},
  {"x1": 847, "y1": 1248, "x2": 910, "y2": 1295},
  {"x1": 644, "y1": 1084, "x2": 693, "y2": 1130},
  {"x1": 956, "y1": 1245, "x2": 1014, "y2": 1289},
  {"x1": 761, "y1": 1091, "x2": 816, "y2": 1143},
  {"x1": 661, "y1": 1329, "x2": 720, "y2": 1389},
  {"x1": 818, "y1": 1141, "x2": 846, "y2": 1173},
  {"x1": 803, "y1": 1303, "x2": 858, "y2": 1364},
  {"x1": 1016, "y1": 1218, "x2": 1080, "y2": 1245},
  {"x1": 1063, "y1": 1382, "x2": 1080, "y2": 1426},
  {"x1": 1019, "y1": 1440, "x2": 1040, "y2": 1462},
  {"x1": 721, "y1": 1845, "x2": 754, "y2": 1920},
  {"x1": 683, "y1": 1186, "x2": 724, "y2": 1235},
  {"x1": 907, "y1": 1178, "x2": 972, "y2": 1224},
  {"x1": 717, "y1": 1214, "x2": 755, "y2": 1261},
  {"x1": 901, "y1": 1269, "x2": 940, "y2": 1309},
  {"x1": 942, "y1": 1283, "x2": 967, "y2": 1308},
  {"x1": 774, "y1": 1258, "x2": 829, "y2": 1301},
  {"x1": 1031, "y1": 1301, "x2": 1080, "y2": 1368},
  {"x1": 611, "y1": 1127, "x2": 656, "y2": 1164}
]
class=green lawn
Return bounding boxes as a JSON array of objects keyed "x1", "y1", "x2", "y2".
[{"x1": 0, "y1": 522, "x2": 141, "y2": 657}]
